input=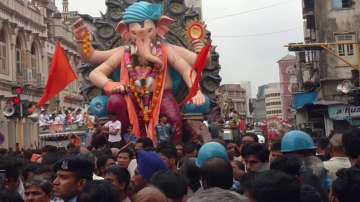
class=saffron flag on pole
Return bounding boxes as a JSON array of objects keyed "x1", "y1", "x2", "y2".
[
  {"x1": 238, "y1": 118, "x2": 247, "y2": 134},
  {"x1": 180, "y1": 42, "x2": 212, "y2": 107},
  {"x1": 37, "y1": 41, "x2": 77, "y2": 107}
]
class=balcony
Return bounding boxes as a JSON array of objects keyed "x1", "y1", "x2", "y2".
[
  {"x1": 52, "y1": 20, "x2": 76, "y2": 46},
  {"x1": 0, "y1": 0, "x2": 46, "y2": 28},
  {"x1": 40, "y1": 123, "x2": 88, "y2": 135},
  {"x1": 39, "y1": 124, "x2": 88, "y2": 147}
]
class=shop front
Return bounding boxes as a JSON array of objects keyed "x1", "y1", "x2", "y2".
[{"x1": 328, "y1": 105, "x2": 360, "y2": 132}]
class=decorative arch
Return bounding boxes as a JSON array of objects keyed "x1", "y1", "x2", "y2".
[
  {"x1": 15, "y1": 31, "x2": 27, "y2": 49},
  {"x1": 15, "y1": 31, "x2": 27, "y2": 77},
  {"x1": 30, "y1": 38, "x2": 41, "y2": 74}
]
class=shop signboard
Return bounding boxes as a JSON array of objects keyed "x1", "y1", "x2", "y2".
[{"x1": 328, "y1": 105, "x2": 360, "y2": 120}]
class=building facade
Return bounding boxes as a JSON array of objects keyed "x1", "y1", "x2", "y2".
[
  {"x1": 264, "y1": 83, "x2": 282, "y2": 119},
  {"x1": 278, "y1": 55, "x2": 297, "y2": 123},
  {"x1": 289, "y1": 0, "x2": 360, "y2": 136},
  {"x1": 254, "y1": 85, "x2": 266, "y2": 122},
  {"x1": 0, "y1": 0, "x2": 83, "y2": 149},
  {"x1": 217, "y1": 84, "x2": 247, "y2": 117},
  {"x1": 240, "y1": 81, "x2": 252, "y2": 119}
]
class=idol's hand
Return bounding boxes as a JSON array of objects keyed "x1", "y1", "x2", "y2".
[
  {"x1": 72, "y1": 18, "x2": 92, "y2": 42},
  {"x1": 104, "y1": 81, "x2": 126, "y2": 95},
  {"x1": 192, "y1": 39, "x2": 205, "y2": 54}
]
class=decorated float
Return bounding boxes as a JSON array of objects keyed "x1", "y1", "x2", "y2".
[{"x1": 75, "y1": 0, "x2": 222, "y2": 144}]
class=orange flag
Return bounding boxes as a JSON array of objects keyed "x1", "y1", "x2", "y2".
[{"x1": 37, "y1": 42, "x2": 77, "y2": 107}]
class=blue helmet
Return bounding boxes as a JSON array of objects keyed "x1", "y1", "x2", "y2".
[
  {"x1": 281, "y1": 130, "x2": 316, "y2": 153},
  {"x1": 196, "y1": 142, "x2": 229, "y2": 168}
]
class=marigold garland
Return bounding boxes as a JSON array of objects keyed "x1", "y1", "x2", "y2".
[
  {"x1": 82, "y1": 31, "x2": 93, "y2": 58},
  {"x1": 126, "y1": 42, "x2": 164, "y2": 123}
]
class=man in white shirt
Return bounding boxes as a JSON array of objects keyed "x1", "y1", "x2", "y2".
[
  {"x1": 54, "y1": 111, "x2": 66, "y2": 125},
  {"x1": 104, "y1": 113, "x2": 122, "y2": 148},
  {"x1": 73, "y1": 109, "x2": 84, "y2": 126},
  {"x1": 324, "y1": 133, "x2": 351, "y2": 181},
  {"x1": 39, "y1": 110, "x2": 50, "y2": 127}
]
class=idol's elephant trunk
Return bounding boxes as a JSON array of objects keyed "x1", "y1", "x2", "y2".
[{"x1": 136, "y1": 37, "x2": 163, "y2": 66}]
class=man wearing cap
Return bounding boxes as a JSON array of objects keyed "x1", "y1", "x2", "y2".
[
  {"x1": 189, "y1": 142, "x2": 243, "y2": 200},
  {"x1": 195, "y1": 142, "x2": 233, "y2": 189},
  {"x1": 281, "y1": 130, "x2": 332, "y2": 192},
  {"x1": 324, "y1": 133, "x2": 351, "y2": 181},
  {"x1": 52, "y1": 156, "x2": 94, "y2": 202},
  {"x1": 129, "y1": 151, "x2": 167, "y2": 198}
]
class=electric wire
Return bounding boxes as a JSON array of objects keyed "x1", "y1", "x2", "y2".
[
  {"x1": 212, "y1": 26, "x2": 302, "y2": 38},
  {"x1": 208, "y1": 0, "x2": 297, "y2": 22}
]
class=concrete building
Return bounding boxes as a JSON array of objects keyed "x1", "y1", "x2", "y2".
[
  {"x1": 240, "y1": 81, "x2": 252, "y2": 119},
  {"x1": 0, "y1": 0, "x2": 83, "y2": 149},
  {"x1": 289, "y1": 0, "x2": 360, "y2": 136},
  {"x1": 265, "y1": 83, "x2": 282, "y2": 119},
  {"x1": 217, "y1": 84, "x2": 247, "y2": 117},
  {"x1": 254, "y1": 85, "x2": 266, "y2": 122},
  {"x1": 278, "y1": 55, "x2": 297, "y2": 123}
]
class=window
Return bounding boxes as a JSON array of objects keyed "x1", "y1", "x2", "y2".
[
  {"x1": 266, "y1": 93, "x2": 281, "y2": 98},
  {"x1": 31, "y1": 43, "x2": 38, "y2": 75},
  {"x1": 347, "y1": 44, "x2": 354, "y2": 56},
  {"x1": 266, "y1": 101, "x2": 282, "y2": 106},
  {"x1": 305, "y1": 15, "x2": 315, "y2": 29},
  {"x1": 266, "y1": 109, "x2": 283, "y2": 115},
  {"x1": 335, "y1": 33, "x2": 356, "y2": 57},
  {"x1": 303, "y1": 0, "x2": 314, "y2": 12},
  {"x1": 332, "y1": 0, "x2": 352, "y2": 9},
  {"x1": 338, "y1": 44, "x2": 345, "y2": 56},
  {"x1": 0, "y1": 30, "x2": 7, "y2": 75},
  {"x1": 15, "y1": 37, "x2": 24, "y2": 76}
]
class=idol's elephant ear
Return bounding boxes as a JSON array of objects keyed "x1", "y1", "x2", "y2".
[
  {"x1": 116, "y1": 21, "x2": 129, "y2": 42},
  {"x1": 157, "y1": 16, "x2": 175, "y2": 38}
]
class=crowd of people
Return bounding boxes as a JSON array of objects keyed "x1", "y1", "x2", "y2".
[
  {"x1": 39, "y1": 108, "x2": 86, "y2": 128},
  {"x1": 1, "y1": 123, "x2": 360, "y2": 202}
]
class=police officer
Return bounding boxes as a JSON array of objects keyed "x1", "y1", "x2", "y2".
[
  {"x1": 281, "y1": 130, "x2": 331, "y2": 202},
  {"x1": 53, "y1": 155, "x2": 94, "y2": 202}
]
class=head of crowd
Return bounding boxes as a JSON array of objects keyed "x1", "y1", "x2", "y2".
[{"x1": 1, "y1": 126, "x2": 360, "y2": 202}]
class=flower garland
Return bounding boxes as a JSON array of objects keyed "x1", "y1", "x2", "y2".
[
  {"x1": 82, "y1": 31, "x2": 93, "y2": 59},
  {"x1": 125, "y1": 42, "x2": 164, "y2": 123}
]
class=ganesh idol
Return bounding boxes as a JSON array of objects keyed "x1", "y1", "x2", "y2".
[{"x1": 73, "y1": 1, "x2": 209, "y2": 143}]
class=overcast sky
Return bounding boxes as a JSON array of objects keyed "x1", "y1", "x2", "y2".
[{"x1": 55, "y1": 0, "x2": 303, "y2": 96}]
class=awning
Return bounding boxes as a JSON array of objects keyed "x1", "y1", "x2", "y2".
[{"x1": 293, "y1": 92, "x2": 318, "y2": 110}]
